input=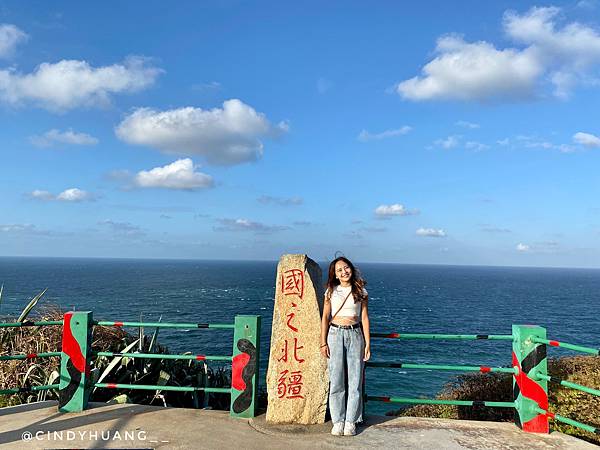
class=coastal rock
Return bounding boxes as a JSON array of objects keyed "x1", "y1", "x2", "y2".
[{"x1": 266, "y1": 254, "x2": 328, "y2": 424}]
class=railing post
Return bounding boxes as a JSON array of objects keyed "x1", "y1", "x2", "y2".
[
  {"x1": 59, "y1": 311, "x2": 93, "y2": 412},
  {"x1": 512, "y1": 324, "x2": 549, "y2": 433},
  {"x1": 230, "y1": 315, "x2": 261, "y2": 418}
]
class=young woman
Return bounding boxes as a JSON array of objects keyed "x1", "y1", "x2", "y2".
[{"x1": 320, "y1": 256, "x2": 370, "y2": 436}]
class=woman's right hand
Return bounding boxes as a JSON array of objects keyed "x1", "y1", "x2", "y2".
[{"x1": 320, "y1": 343, "x2": 330, "y2": 359}]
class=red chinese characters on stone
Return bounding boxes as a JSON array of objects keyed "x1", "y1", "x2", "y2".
[
  {"x1": 277, "y1": 369, "x2": 305, "y2": 399},
  {"x1": 281, "y1": 269, "x2": 304, "y2": 299},
  {"x1": 286, "y1": 312, "x2": 298, "y2": 332},
  {"x1": 277, "y1": 337, "x2": 305, "y2": 363}
]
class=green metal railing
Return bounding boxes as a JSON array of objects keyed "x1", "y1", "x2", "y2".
[
  {"x1": 0, "y1": 320, "x2": 63, "y2": 398},
  {"x1": 366, "y1": 325, "x2": 600, "y2": 435},
  {"x1": 3, "y1": 314, "x2": 599, "y2": 436},
  {"x1": 59, "y1": 311, "x2": 260, "y2": 418},
  {"x1": 1, "y1": 311, "x2": 261, "y2": 419}
]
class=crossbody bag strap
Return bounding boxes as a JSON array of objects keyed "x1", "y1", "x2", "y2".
[{"x1": 330, "y1": 290, "x2": 353, "y2": 322}]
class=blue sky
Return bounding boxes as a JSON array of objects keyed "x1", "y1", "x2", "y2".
[{"x1": 1, "y1": 0, "x2": 600, "y2": 267}]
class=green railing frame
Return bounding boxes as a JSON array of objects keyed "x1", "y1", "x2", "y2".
[
  {"x1": 2, "y1": 315, "x2": 598, "y2": 434},
  {"x1": 366, "y1": 325, "x2": 600, "y2": 435},
  {"x1": 0, "y1": 312, "x2": 261, "y2": 419}
]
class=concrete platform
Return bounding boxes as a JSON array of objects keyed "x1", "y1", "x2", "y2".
[{"x1": 0, "y1": 401, "x2": 594, "y2": 449}]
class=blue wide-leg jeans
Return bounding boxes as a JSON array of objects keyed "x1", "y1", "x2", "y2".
[{"x1": 327, "y1": 325, "x2": 364, "y2": 424}]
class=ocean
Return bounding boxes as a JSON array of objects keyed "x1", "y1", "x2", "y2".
[{"x1": 1, "y1": 256, "x2": 599, "y2": 415}]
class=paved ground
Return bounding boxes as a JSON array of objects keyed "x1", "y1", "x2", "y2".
[{"x1": 0, "y1": 401, "x2": 595, "y2": 449}]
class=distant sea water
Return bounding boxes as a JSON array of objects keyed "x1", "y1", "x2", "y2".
[{"x1": 1, "y1": 256, "x2": 599, "y2": 415}]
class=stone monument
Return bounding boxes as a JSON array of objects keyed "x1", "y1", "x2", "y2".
[{"x1": 266, "y1": 254, "x2": 328, "y2": 424}]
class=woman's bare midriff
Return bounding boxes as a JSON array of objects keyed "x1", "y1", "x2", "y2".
[{"x1": 331, "y1": 316, "x2": 360, "y2": 326}]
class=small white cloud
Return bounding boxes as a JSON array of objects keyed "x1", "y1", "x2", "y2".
[
  {"x1": 99, "y1": 219, "x2": 144, "y2": 237},
  {"x1": 257, "y1": 195, "x2": 303, "y2": 206},
  {"x1": 576, "y1": 0, "x2": 598, "y2": 9},
  {"x1": 456, "y1": 120, "x2": 480, "y2": 129},
  {"x1": 465, "y1": 141, "x2": 490, "y2": 151},
  {"x1": 0, "y1": 223, "x2": 35, "y2": 232},
  {"x1": 416, "y1": 227, "x2": 446, "y2": 237},
  {"x1": 30, "y1": 129, "x2": 99, "y2": 148},
  {"x1": 115, "y1": 99, "x2": 288, "y2": 166},
  {"x1": 517, "y1": 135, "x2": 576, "y2": 152},
  {"x1": 434, "y1": 135, "x2": 460, "y2": 149},
  {"x1": 358, "y1": 126, "x2": 412, "y2": 142},
  {"x1": 0, "y1": 56, "x2": 161, "y2": 111},
  {"x1": 497, "y1": 138, "x2": 510, "y2": 146},
  {"x1": 191, "y1": 81, "x2": 222, "y2": 91},
  {"x1": 0, "y1": 24, "x2": 28, "y2": 58},
  {"x1": 516, "y1": 243, "x2": 530, "y2": 252},
  {"x1": 133, "y1": 158, "x2": 213, "y2": 190},
  {"x1": 214, "y1": 218, "x2": 289, "y2": 234},
  {"x1": 573, "y1": 132, "x2": 600, "y2": 148},
  {"x1": 375, "y1": 203, "x2": 419, "y2": 217},
  {"x1": 29, "y1": 189, "x2": 54, "y2": 200},
  {"x1": 56, "y1": 188, "x2": 93, "y2": 202},
  {"x1": 28, "y1": 188, "x2": 94, "y2": 202}
]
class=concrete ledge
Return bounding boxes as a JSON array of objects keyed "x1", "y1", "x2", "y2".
[{"x1": 0, "y1": 401, "x2": 595, "y2": 449}]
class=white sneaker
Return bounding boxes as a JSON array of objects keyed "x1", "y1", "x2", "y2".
[
  {"x1": 343, "y1": 422, "x2": 356, "y2": 436},
  {"x1": 331, "y1": 422, "x2": 344, "y2": 436}
]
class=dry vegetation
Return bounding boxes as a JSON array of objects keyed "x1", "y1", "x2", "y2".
[
  {"x1": 393, "y1": 356, "x2": 600, "y2": 445},
  {"x1": 1, "y1": 305, "x2": 232, "y2": 410}
]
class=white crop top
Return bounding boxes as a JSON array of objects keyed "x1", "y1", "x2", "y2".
[{"x1": 328, "y1": 285, "x2": 367, "y2": 318}]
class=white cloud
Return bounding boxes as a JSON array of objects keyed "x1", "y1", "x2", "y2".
[
  {"x1": 30, "y1": 129, "x2": 99, "y2": 147},
  {"x1": 573, "y1": 132, "x2": 600, "y2": 148},
  {"x1": 257, "y1": 195, "x2": 303, "y2": 206},
  {"x1": 397, "y1": 6, "x2": 600, "y2": 102},
  {"x1": 99, "y1": 219, "x2": 144, "y2": 237},
  {"x1": 0, "y1": 223, "x2": 35, "y2": 232},
  {"x1": 0, "y1": 56, "x2": 161, "y2": 111},
  {"x1": 0, "y1": 24, "x2": 28, "y2": 58},
  {"x1": 29, "y1": 189, "x2": 54, "y2": 200},
  {"x1": 214, "y1": 218, "x2": 289, "y2": 234},
  {"x1": 516, "y1": 243, "x2": 530, "y2": 252},
  {"x1": 29, "y1": 188, "x2": 94, "y2": 202},
  {"x1": 133, "y1": 158, "x2": 213, "y2": 190},
  {"x1": 397, "y1": 35, "x2": 541, "y2": 101},
  {"x1": 416, "y1": 227, "x2": 446, "y2": 237},
  {"x1": 115, "y1": 99, "x2": 288, "y2": 166},
  {"x1": 434, "y1": 135, "x2": 460, "y2": 149},
  {"x1": 375, "y1": 203, "x2": 419, "y2": 217},
  {"x1": 456, "y1": 120, "x2": 480, "y2": 129},
  {"x1": 358, "y1": 126, "x2": 412, "y2": 142},
  {"x1": 513, "y1": 135, "x2": 575, "y2": 153},
  {"x1": 56, "y1": 188, "x2": 93, "y2": 202},
  {"x1": 465, "y1": 141, "x2": 490, "y2": 151}
]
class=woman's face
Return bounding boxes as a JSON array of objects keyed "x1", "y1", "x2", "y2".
[{"x1": 335, "y1": 260, "x2": 352, "y2": 284}]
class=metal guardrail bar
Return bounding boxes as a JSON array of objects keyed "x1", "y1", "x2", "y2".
[
  {"x1": 0, "y1": 320, "x2": 63, "y2": 328},
  {"x1": 0, "y1": 352, "x2": 61, "y2": 361},
  {"x1": 371, "y1": 332, "x2": 513, "y2": 341},
  {"x1": 0, "y1": 384, "x2": 60, "y2": 395},
  {"x1": 94, "y1": 383, "x2": 230, "y2": 393},
  {"x1": 536, "y1": 373, "x2": 600, "y2": 397},
  {"x1": 534, "y1": 407, "x2": 599, "y2": 434},
  {"x1": 366, "y1": 396, "x2": 515, "y2": 408},
  {"x1": 366, "y1": 361, "x2": 516, "y2": 374},
  {"x1": 95, "y1": 352, "x2": 232, "y2": 361},
  {"x1": 531, "y1": 337, "x2": 599, "y2": 356},
  {"x1": 95, "y1": 321, "x2": 235, "y2": 329}
]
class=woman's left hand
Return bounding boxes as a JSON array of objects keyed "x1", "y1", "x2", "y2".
[{"x1": 363, "y1": 345, "x2": 371, "y2": 361}]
